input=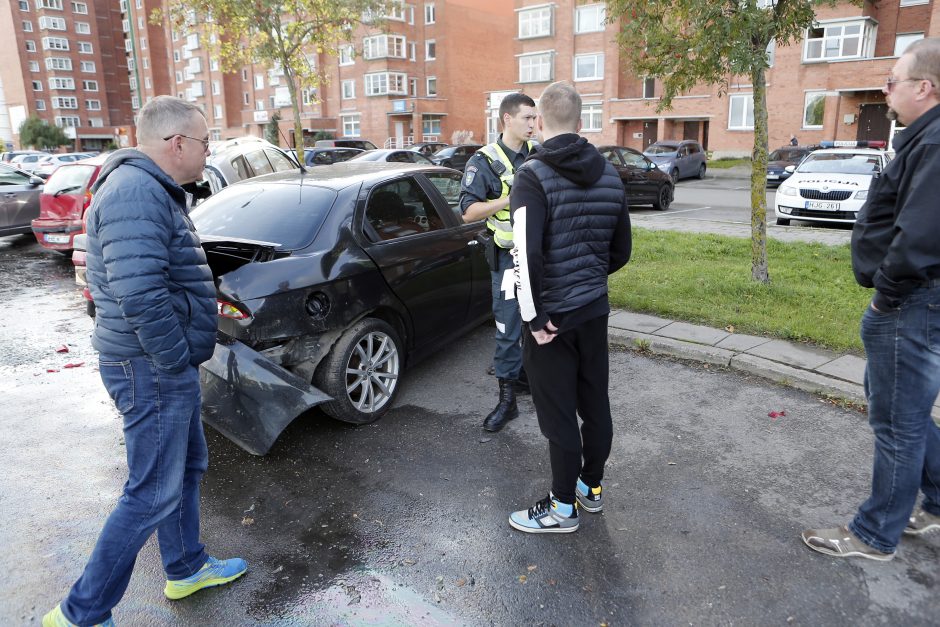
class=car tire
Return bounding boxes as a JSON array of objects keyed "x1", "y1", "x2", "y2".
[
  {"x1": 775, "y1": 217, "x2": 791, "y2": 226},
  {"x1": 670, "y1": 168, "x2": 680, "y2": 184},
  {"x1": 315, "y1": 317, "x2": 403, "y2": 425},
  {"x1": 652, "y1": 183, "x2": 673, "y2": 211},
  {"x1": 697, "y1": 164, "x2": 706, "y2": 179}
]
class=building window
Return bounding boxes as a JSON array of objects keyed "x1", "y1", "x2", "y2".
[
  {"x1": 19, "y1": 0, "x2": 30, "y2": 10},
  {"x1": 519, "y1": 52, "x2": 553, "y2": 83},
  {"x1": 45, "y1": 57, "x2": 71, "y2": 70},
  {"x1": 175, "y1": 71, "x2": 183, "y2": 83},
  {"x1": 339, "y1": 45, "x2": 354, "y2": 66},
  {"x1": 895, "y1": 32, "x2": 924, "y2": 56},
  {"x1": 35, "y1": 99, "x2": 46, "y2": 110},
  {"x1": 80, "y1": 60, "x2": 95, "y2": 72},
  {"x1": 422, "y1": 115, "x2": 441, "y2": 136},
  {"x1": 424, "y1": 3, "x2": 435, "y2": 24},
  {"x1": 425, "y1": 40, "x2": 436, "y2": 60},
  {"x1": 55, "y1": 116, "x2": 80, "y2": 128},
  {"x1": 29, "y1": 60, "x2": 40, "y2": 72},
  {"x1": 803, "y1": 91, "x2": 825, "y2": 128},
  {"x1": 518, "y1": 6, "x2": 552, "y2": 39},
  {"x1": 214, "y1": 104, "x2": 223, "y2": 119},
  {"x1": 728, "y1": 94, "x2": 754, "y2": 130},
  {"x1": 85, "y1": 99, "x2": 100, "y2": 110},
  {"x1": 42, "y1": 36, "x2": 69, "y2": 50},
  {"x1": 75, "y1": 21, "x2": 90, "y2": 34},
  {"x1": 363, "y1": 34, "x2": 406, "y2": 60},
  {"x1": 341, "y1": 79, "x2": 355, "y2": 99},
  {"x1": 174, "y1": 50, "x2": 181, "y2": 62},
  {"x1": 268, "y1": 95, "x2": 276, "y2": 108},
  {"x1": 210, "y1": 129, "x2": 222, "y2": 141},
  {"x1": 37, "y1": 0, "x2": 63, "y2": 9},
  {"x1": 803, "y1": 20, "x2": 875, "y2": 62},
  {"x1": 341, "y1": 113, "x2": 361, "y2": 137},
  {"x1": 82, "y1": 79, "x2": 98, "y2": 90},
  {"x1": 186, "y1": 33, "x2": 199, "y2": 49},
  {"x1": 581, "y1": 102, "x2": 602, "y2": 131},
  {"x1": 243, "y1": 92, "x2": 249, "y2": 105},
  {"x1": 301, "y1": 88, "x2": 317, "y2": 105},
  {"x1": 131, "y1": 95, "x2": 139, "y2": 109},
  {"x1": 575, "y1": 4, "x2": 605, "y2": 34},
  {"x1": 38, "y1": 16, "x2": 66, "y2": 30},
  {"x1": 210, "y1": 59, "x2": 219, "y2": 71},
  {"x1": 212, "y1": 80, "x2": 220, "y2": 95},
  {"x1": 144, "y1": 76, "x2": 151, "y2": 88},
  {"x1": 77, "y1": 41, "x2": 92, "y2": 53},
  {"x1": 25, "y1": 40, "x2": 36, "y2": 52},
  {"x1": 23, "y1": 20, "x2": 33, "y2": 32},
  {"x1": 140, "y1": 37, "x2": 147, "y2": 50},
  {"x1": 255, "y1": 99, "x2": 264, "y2": 111},
  {"x1": 643, "y1": 77, "x2": 656, "y2": 99},
  {"x1": 364, "y1": 72, "x2": 407, "y2": 96},
  {"x1": 71, "y1": 1, "x2": 87, "y2": 12},
  {"x1": 88, "y1": 117, "x2": 103, "y2": 127},
  {"x1": 143, "y1": 58, "x2": 149, "y2": 69},
  {"x1": 900, "y1": 0, "x2": 929, "y2": 5},
  {"x1": 409, "y1": 77, "x2": 417, "y2": 96},
  {"x1": 48, "y1": 77, "x2": 75, "y2": 90},
  {"x1": 52, "y1": 96, "x2": 78, "y2": 109},
  {"x1": 32, "y1": 80, "x2": 43, "y2": 91},
  {"x1": 254, "y1": 74, "x2": 264, "y2": 89},
  {"x1": 574, "y1": 53, "x2": 603, "y2": 81},
  {"x1": 426, "y1": 76, "x2": 437, "y2": 96}
]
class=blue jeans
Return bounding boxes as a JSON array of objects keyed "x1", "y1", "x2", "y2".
[
  {"x1": 491, "y1": 247, "x2": 522, "y2": 380},
  {"x1": 62, "y1": 356, "x2": 209, "y2": 625},
  {"x1": 849, "y1": 285, "x2": 940, "y2": 553}
]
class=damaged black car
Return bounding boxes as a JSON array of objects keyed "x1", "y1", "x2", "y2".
[{"x1": 190, "y1": 162, "x2": 491, "y2": 455}]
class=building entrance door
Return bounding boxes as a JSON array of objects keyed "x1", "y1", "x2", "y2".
[
  {"x1": 394, "y1": 121, "x2": 405, "y2": 148},
  {"x1": 857, "y1": 104, "x2": 890, "y2": 143},
  {"x1": 642, "y1": 120, "x2": 658, "y2": 149}
]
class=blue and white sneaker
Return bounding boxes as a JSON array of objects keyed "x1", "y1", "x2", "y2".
[
  {"x1": 509, "y1": 493, "x2": 579, "y2": 534},
  {"x1": 42, "y1": 605, "x2": 114, "y2": 627},
  {"x1": 576, "y1": 478, "x2": 603, "y2": 513},
  {"x1": 164, "y1": 556, "x2": 248, "y2": 600}
]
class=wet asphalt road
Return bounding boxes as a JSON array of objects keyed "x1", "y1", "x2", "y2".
[{"x1": 0, "y1": 233, "x2": 937, "y2": 626}]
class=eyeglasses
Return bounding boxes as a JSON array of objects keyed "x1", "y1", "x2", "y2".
[
  {"x1": 884, "y1": 76, "x2": 929, "y2": 92},
  {"x1": 162, "y1": 134, "x2": 210, "y2": 150}
]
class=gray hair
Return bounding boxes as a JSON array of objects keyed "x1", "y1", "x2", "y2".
[
  {"x1": 135, "y1": 95, "x2": 206, "y2": 144},
  {"x1": 538, "y1": 81, "x2": 582, "y2": 131},
  {"x1": 905, "y1": 38, "x2": 940, "y2": 97}
]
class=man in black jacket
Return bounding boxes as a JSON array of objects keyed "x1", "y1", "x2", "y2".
[
  {"x1": 802, "y1": 38, "x2": 940, "y2": 560},
  {"x1": 507, "y1": 81, "x2": 631, "y2": 533}
]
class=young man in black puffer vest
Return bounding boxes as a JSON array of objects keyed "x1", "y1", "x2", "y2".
[{"x1": 508, "y1": 81, "x2": 632, "y2": 533}]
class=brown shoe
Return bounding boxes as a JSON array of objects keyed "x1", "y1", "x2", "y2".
[
  {"x1": 905, "y1": 506, "x2": 940, "y2": 536},
  {"x1": 801, "y1": 525, "x2": 895, "y2": 561}
]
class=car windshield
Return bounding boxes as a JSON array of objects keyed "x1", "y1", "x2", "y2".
[
  {"x1": 769, "y1": 149, "x2": 807, "y2": 162},
  {"x1": 43, "y1": 164, "x2": 97, "y2": 195},
  {"x1": 645, "y1": 144, "x2": 678, "y2": 155},
  {"x1": 797, "y1": 153, "x2": 882, "y2": 175},
  {"x1": 190, "y1": 183, "x2": 338, "y2": 250}
]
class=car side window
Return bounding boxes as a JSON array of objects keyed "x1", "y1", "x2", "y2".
[
  {"x1": 0, "y1": 167, "x2": 28, "y2": 185},
  {"x1": 620, "y1": 150, "x2": 648, "y2": 168},
  {"x1": 365, "y1": 178, "x2": 446, "y2": 242},
  {"x1": 424, "y1": 172, "x2": 463, "y2": 218},
  {"x1": 244, "y1": 150, "x2": 274, "y2": 176},
  {"x1": 231, "y1": 155, "x2": 252, "y2": 180},
  {"x1": 312, "y1": 152, "x2": 332, "y2": 165},
  {"x1": 265, "y1": 149, "x2": 296, "y2": 172},
  {"x1": 389, "y1": 152, "x2": 411, "y2": 163},
  {"x1": 600, "y1": 148, "x2": 623, "y2": 166}
]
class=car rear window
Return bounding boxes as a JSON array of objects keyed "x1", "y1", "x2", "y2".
[
  {"x1": 43, "y1": 164, "x2": 97, "y2": 195},
  {"x1": 645, "y1": 144, "x2": 678, "y2": 155},
  {"x1": 190, "y1": 183, "x2": 338, "y2": 250}
]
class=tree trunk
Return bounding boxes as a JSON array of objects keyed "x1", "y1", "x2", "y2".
[
  {"x1": 284, "y1": 66, "x2": 304, "y2": 165},
  {"x1": 750, "y1": 65, "x2": 770, "y2": 283}
]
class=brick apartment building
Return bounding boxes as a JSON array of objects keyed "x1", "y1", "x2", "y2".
[
  {"x1": 512, "y1": 0, "x2": 939, "y2": 156},
  {"x1": 1, "y1": 0, "x2": 134, "y2": 151}
]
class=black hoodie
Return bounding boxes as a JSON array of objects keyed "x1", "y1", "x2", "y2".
[{"x1": 510, "y1": 133, "x2": 631, "y2": 333}]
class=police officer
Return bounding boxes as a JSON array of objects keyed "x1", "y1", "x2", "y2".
[{"x1": 459, "y1": 92, "x2": 538, "y2": 432}]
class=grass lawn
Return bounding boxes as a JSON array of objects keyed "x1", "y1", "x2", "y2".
[
  {"x1": 608, "y1": 228, "x2": 871, "y2": 353},
  {"x1": 707, "y1": 158, "x2": 751, "y2": 169}
]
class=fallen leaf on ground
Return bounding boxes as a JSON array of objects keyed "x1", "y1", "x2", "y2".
[
  {"x1": 768, "y1": 410, "x2": 787, "y2": 419},
  {"x1": 46, "y1": 369, "x2": 59, "y2": 373},
  {"x1": 518, "y1": 575, "x2": 527, "y2": 583},
  {"x1": 725, "y1": 325, "x2": 735, "y2": 333},
  {"x1": 55, "y1": 345, "x2": 69, "y2": 353},
  {"x1": 63, "y1": 362, "x2": 85, "y2": 369},
  {"x1": 527, "y1": 565, "x2": 537, "y2": 572},
  {"x1": 242, "y1": 516, "x2": 254, "y2": 526},
  {"x1": 456, "y1": 578, "x2": 467, "y2": 587}
]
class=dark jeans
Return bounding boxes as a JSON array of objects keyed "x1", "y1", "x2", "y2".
[
  {"x1": 491, "y1": 247, "x2": 522, "y2": 380},
  {"x1": 849, "y1": 285, "x2": 940, "y2": 553},
  {"x1": 523, "y1": 314, "x2": 613, "y2": 504},
  {"x1": 62, "y1": 356, "x2": 209, "y2": 625}
]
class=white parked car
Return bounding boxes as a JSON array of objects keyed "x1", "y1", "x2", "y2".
[
  {"x1": 774, "y1": 145, "x2": 892, "y2": 226},
  {"x1": 32, "y1": 153, "x2": 94, "y2": 179}
]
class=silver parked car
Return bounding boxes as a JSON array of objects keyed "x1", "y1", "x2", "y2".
[
  {"x1": 200, "y1": 137, "x2": 300, "y2": 195},
  {"x1": 643, "y1": 140, "x2": 707, "y2": 182},
  {"x1": 0, "y1": 163, "x2": 44, "y2": 236}
]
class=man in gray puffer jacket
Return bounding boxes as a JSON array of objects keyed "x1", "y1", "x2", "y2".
[{"x1": 44, "y1": 96, "x2": 246, "y2": 627}]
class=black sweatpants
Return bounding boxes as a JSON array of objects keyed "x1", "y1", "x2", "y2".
[{"x1": 522, "y1": 314, "x2": 613, "y2": 504}]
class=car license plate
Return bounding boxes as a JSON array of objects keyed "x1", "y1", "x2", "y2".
[
  {"x1": 44, "y1": 233, "x2": 71, "y2": 244},
  {"x1": 805, "y1": 201, "x2": 840, "y2": 211},
  {"x1": 766, "y1": 174, "x2": 779, "y2": 180}
]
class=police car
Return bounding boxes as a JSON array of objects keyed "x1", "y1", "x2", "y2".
[{"x1": 774, "y1": 141, "x2": 892, "y2": 226}]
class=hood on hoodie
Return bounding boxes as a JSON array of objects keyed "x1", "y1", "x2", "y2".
[
  {"x1": 91, "y1": 148, "x2": 187, "y2": 206},
  {"x1": 526, "y1": 133, "x2": 607, "y2": 187}
]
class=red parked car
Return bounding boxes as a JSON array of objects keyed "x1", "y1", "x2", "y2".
[{"x1": 30, "y1": 154, "x2": 107, "y2": 252}]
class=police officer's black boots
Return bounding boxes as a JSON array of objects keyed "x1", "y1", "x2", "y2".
[{"x1": 483, "y1": 378, "x2": 518, "y2": 432}]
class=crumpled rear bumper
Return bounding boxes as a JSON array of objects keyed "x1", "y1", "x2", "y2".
[{"x1": 199, "y1": 339, "x2": 331, "y2": 456}]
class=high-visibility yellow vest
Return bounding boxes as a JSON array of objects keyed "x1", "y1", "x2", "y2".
[{"x1": 479, "y1": 140, "x2": 534, "y2": 249}]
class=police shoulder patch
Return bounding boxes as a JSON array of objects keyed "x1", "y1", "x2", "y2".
[{"x1": 464, "y1": 168, "x2": 476, "y2": 186}]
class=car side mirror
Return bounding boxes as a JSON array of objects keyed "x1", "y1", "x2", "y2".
[
  {"x1": 784, "y1": 165, "x2": 796, "y2": 174},
  {"x1": 29, "y1": 176, "x2": 44, "y2": 186},
  {"x1": 647, "y1": 161, "x2": 656, "y2": 170}
]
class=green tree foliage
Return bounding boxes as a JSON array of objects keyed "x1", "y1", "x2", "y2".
[
  {"x1": 160, "y1": 0, "x2": 390, "y2": 164},
  {"x1": 265, "y1": 111, "x2": 282, "y2": 145},
  {"x1": 606, "y1": 0, "x2": 848, "y2": 283},
  {"x1": 18, "y1": 116, "x2": 71, "y2": 151}
]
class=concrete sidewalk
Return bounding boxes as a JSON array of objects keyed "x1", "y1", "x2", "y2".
[{"x1": 607, "y1": 309, "x2": 940, "y2": 419}]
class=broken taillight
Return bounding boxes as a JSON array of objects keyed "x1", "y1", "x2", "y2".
[{"x1": 217, "y1": 300, "x2": 250, "y2": 320}]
